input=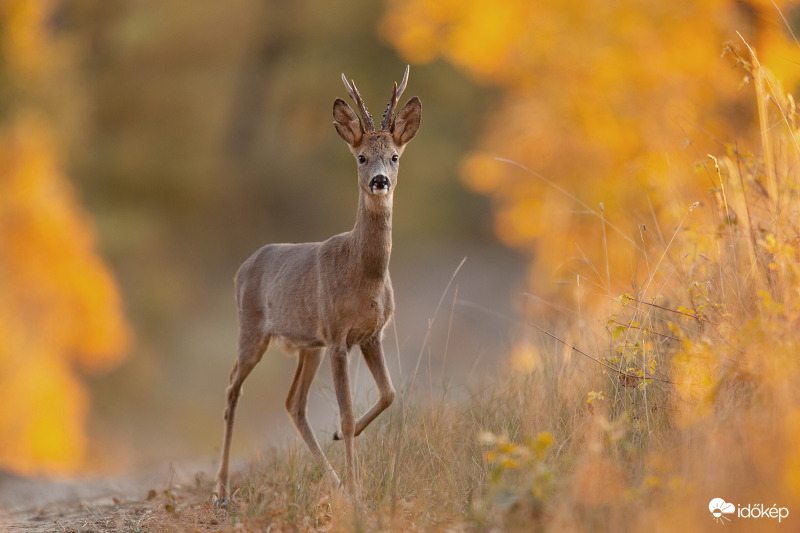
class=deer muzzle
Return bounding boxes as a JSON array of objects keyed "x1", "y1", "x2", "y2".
[{"x1": 369, "y1": 175, "x2": 391, "y2": 195}]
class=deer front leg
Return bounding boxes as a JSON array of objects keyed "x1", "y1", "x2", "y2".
[
  {"x1": 333, "y1": 337, "x2": 395, "y2": 440},
  {"x1": 329, "y1": 344, "x2": 358, "y2": 497}
]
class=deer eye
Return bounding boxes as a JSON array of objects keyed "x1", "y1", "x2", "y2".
[
  {"x1": 391, "y1": 154, "x2": 399, "y2": 163},
  {"x1": 357, "y1": 155, "x2": 366, "y2": 164}
]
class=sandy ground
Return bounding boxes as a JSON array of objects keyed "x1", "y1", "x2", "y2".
[{"x1": 0, "y1": 461, "x2": 224, "y2": 533}]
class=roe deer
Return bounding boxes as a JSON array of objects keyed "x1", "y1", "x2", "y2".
[{"x1": 214, "y1": 66, "x2": 421, "y2": 502}]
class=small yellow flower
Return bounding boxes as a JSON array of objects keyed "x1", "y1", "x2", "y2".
[
  {"x1": 587, "y1": 391, "x2": 606, "y2": 404},
  {"x1": 497, "y1": 442, "x2": 516, "y2": 454},
  {"x1": 533, "y1": 432, "x2": 554, "y2": 459},
  {"x1": 500, "y1": 457, "x2": 520, "y2": 469}
]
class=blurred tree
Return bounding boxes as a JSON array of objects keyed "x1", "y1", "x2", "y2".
[
  {"x1": 0, "y1": 0, "x2": 129, "y2": 475},
  {"x1": 54, "y1": 0, "x2": 502, "y2": 458},
  {"x1": 382, "y1": 0, "x2": 800, "y2": 299}
]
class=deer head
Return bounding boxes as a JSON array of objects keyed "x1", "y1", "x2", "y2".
[{"x1": 332, "y1": 66, "x2": 422, "y2": 201}]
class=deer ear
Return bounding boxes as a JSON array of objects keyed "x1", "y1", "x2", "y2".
[
  {"x1": 392, "y1": 97, "x2": 421, "y2": 147},
  {"x1": 333, "y1": 98, "x2": 362, "y2": 146}
]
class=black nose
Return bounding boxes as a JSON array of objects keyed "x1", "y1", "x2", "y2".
[{"x1": 369, "y1": 175, "x2": 391, "y2": 191}]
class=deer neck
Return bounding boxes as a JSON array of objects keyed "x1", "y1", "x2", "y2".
[{"x1": 350, "y1": 192, "x2": 392, "y2": 280}]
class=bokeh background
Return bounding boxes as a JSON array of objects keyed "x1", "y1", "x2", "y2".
[{"x1": 1, "y1": 0, "x2": 798, "y2": 478}]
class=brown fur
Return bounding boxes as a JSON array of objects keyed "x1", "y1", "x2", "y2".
[{"x1": 215, "y1": 72, "x2": 421, "y2": 501}]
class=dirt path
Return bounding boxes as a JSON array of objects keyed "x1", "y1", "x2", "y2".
[{"x1": 0, "y1": 462, "x2": 226, "y2": 533}]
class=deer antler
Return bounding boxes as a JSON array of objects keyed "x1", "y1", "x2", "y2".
[
  {"x1": 341, "y1": 73, "x2": 375, "y2": 132},
  {"x1": 380, "y1": 65, "x2": 410, "y2": 132}
]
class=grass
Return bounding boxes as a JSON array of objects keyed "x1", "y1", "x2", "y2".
[{"x1": 143, "y1": 46, "x2": 800, "y2": 532}]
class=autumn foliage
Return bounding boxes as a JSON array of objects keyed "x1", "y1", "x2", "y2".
[
  {"x1": 383, "y1": 0, "x2": 800, "y2": 292},
  {"x1": 0, "y1": 1, "x2": 129, "y2": 475}
]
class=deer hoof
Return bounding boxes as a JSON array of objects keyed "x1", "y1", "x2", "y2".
[{"x1": 332, "y1": 430, "x2": 340, "y2": 441}]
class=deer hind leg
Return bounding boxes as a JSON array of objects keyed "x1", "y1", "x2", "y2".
[
  {"x1": 329, "y1": 344, "x2": 358, "y2": 497},
  {"x1": 285, "y1": 347, "x2": 341, "y2": 489},
  {"x1": 214, "y1": 330, "x2": 269, "y2": 503},
  {"x1": 333, "y1": 337, "x2": 395, "y2": 440}
]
